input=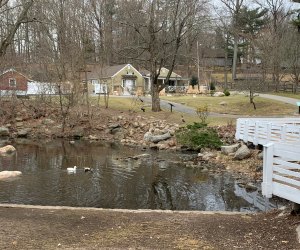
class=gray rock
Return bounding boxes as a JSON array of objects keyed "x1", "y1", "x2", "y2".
[
  {"x1": 0, "y1": 145, "x2": 16, "y2": 155},
  {"x1": 257, "y1": 151, "x2": 263, "y2": 160},
  {"x1": 42, "y1": 118, "x2": 55, "y2": 125},
  {"x1": 146, "y1": 132, "x2": 172, "y2": 143},
  {"x1": 109, "y1": 123, "x2": 120, "y2": 129},
  {"x1": 132, "y1": 153, "x2": 151, "y2": 160},
  {"x1": 245, "y1": 183, "x2": 258, "y2": 192},
  {"x1": 15, "y1": 117, "x2": 23, "y2": 122},
  {"x1": 88, "y1": 135, "x2": 98, "y2": 140},
  {"x1": 110, "y1": 127, "x2": 123, "y2": 135},
  {"x1": 202, "y1": 152, "x2": 215, "y2": 161},
  {"x1": 213, "y1": 92, "x2": 225, "y2": 97},
  {"x1": 72, "y1": 128, "x2": 84, "y2": 138},
  {"x1": 221, "y1": 144, "x2": 240, "y2": 155},
  {"x1": 0, "y1": 127, "x2": 9, "y2": 137},
  {"x1": 233, "y1": 145, "x2": 251, "y2": 160},
  {"x1": 17, "y1": 128, "x2": 31, "y2": 138},
  {"x1": 16, "y1": 122, "x2": 24, "y2": 128}
]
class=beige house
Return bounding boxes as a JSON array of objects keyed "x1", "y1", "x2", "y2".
[
  {"x1": 85, "y1": 64, "x2": 145, "y2": 96},
  {"x1": 141, "y1": 67, "x2": 189, "y2": 95}
]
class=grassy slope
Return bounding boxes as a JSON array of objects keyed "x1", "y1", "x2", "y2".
[
  {"x1": 161, "y1": 94, "x2": 297, "y2": 116},
  {"x1": 91, "y1": 94, "x2": 297, "y2": 126}
]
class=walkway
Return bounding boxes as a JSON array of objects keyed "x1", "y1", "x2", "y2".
[{"x1": 259, "y1": 94, "x2": 299, "y2": 106}]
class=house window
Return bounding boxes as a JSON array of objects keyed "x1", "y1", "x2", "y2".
[{"x1": 9, "y1": 78, "x2": 16, "y2": 87}]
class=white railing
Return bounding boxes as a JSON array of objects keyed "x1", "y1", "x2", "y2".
[
  {"x1": 235, "y1": 118, "x2": 300, "y2": 145},
  {"x1": 262, "y1": 143, "x2": 300, "y2": 204},
  {"x1": 165, "y1": 86, "x2": 187, "y2": 93}
]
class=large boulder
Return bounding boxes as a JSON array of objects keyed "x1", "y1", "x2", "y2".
[
  {"x1": 233, "y1": 145, "x2": 251, "y2": 160},
  {"x1": 0, "y1": 145, "x2": 16, "y2": 155},
  {"x1": 144, "y1": 131, "x2": 171, "y2": 143},
  {"x1": 0, "y1": 171, "x2": 22, "y2": 180},
  {"x1": 213, "y1": 92, "x2": 225, "y2": 97},
  {"x1": 221, "y1": 144, "x2": 240, "y2": 155}
]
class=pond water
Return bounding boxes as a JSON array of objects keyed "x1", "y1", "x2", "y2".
[{"x1": 0, "y1": 140, "x2": 280, "y2": 211}]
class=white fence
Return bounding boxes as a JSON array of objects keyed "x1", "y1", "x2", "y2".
[
  {"x1": 236, "y1": 118, "x2": 300, "y2": 204},
  {"x1": 262, "y1": 143, "x2": 300, "y2": 204},
  {"x1": 235, "y1": 118, "x2": 300, "y2": 145}
]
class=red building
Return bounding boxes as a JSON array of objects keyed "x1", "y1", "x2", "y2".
[{"x1": 0, "y1": 69, "x2": 30, "y2": 94}]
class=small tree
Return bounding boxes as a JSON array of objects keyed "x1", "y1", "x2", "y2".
[
  {"x1": 196, "y1": 104, "x2": 209, "y2": 124},
  {"x1": 190, "y1": 76, "x2": 198, "y2": 89}
]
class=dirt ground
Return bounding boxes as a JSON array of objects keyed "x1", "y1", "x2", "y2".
[{"x1": 0, "y1": 205, "x2": 299, "y2": 250}]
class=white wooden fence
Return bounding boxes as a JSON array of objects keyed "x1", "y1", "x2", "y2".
[
  {"x1": 235, "y1": 118, "x2": 300, "y2": 145},
  {"x1": 262, "y1": 143, "x2": 300, "y2": 204},
  {"x1": 236, "y1": 118, "x2": 300, "y2": 204}
]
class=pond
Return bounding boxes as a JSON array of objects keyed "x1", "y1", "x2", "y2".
[{"x1": 0, "y1": 140, "x2": 280, "y2": 212}]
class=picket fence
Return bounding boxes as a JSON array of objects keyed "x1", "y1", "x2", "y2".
[
  {"x1": 235, "y1": 118, "x2": 300, "y2": 145},
  {"x1": 235, "y1": 118, "x2": 300, "y2": 204}
]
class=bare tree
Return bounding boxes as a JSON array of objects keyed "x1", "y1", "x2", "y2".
[
  {"x1": 0, "y1": 0, "x2": 34, "y2": 58},
  {"x1": 119, "y1": 0, "x2": 209, "y2": 112}
]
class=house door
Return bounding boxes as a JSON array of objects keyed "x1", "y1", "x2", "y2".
[{"x1": 123, "y1": 79, "x2": 135, "y2": 95}]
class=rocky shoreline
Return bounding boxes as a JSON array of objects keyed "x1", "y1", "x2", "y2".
[{"x1": 0, "y1": 102, "x2": 264, "y2": 186}]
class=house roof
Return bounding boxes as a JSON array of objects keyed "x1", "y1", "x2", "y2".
[
  {"x1": 0, "y1": 68, "x2": 31, "y2": 80},
  {"x1": 140, "y1": 67, "x2": 182, "y2": 79},
  {"x1": 201, "y1": 48, "x2": 232, "y2": 58},
  {"x1": 85, "y1": 64, "x2": 143, "y2": 79}
]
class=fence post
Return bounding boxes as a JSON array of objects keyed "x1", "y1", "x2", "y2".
[
  {"x1": 262, "y1": 142, "x2": 274, "y2": 198},
  {"x1": 244, "y1": 120, "x2": 249, "y2": 143},
  {"x1": 266, "y1": 123, "x2": 272, "y2": 142},
  {"x1": 281, "y1": 124, "x2": 287, "y2": 142},
  {"x1": 235, "y1": 119, "x2": 241, "y2": 140},
  {"x1": 254, "y1": 121, "x2": 259, "y2": 145}
]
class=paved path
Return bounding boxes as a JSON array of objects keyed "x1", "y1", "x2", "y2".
[{"x1": 259, "y1": 94, "x2": 299, "y2": 106}]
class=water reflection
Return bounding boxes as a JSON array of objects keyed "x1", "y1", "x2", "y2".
[{"x1": 0, "y1": 140, "x2": 280, "y2": 211}]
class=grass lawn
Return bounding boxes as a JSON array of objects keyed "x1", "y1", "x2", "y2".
[
  {"x1": 161, "y1": 94, "x2": 297, "y2": 116},
  {"x1": 90, "y1": 96, "x2": 235, "y2": 126}
]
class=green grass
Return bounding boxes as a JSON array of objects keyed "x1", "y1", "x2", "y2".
[{"x1": 161, "y1": 94, "x2": 296, "y2": 116}]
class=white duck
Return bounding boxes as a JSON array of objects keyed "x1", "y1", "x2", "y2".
[{"x1": 67, "y1": 166, "x2": 77, "y2": 174}]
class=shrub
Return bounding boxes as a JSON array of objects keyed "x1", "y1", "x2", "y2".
[
  {"x1": 196, "y1": 104, "x2": 209, "y2": 125},
  {"x1": 176, "y1": 122, "x2": 222, "y2": 150},
  {"x1": 223, "y1": 89, "x2": 230, "y2": 96},
  {"x1": 210, "y1": 82, "x2": 216, "y2": 91},
  {"x1": 190, "y1": 76, "x2": 198, "y2": 89}
]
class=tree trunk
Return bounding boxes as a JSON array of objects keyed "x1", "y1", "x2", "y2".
[
  {"x1": 151, "y1": 83, "x2": 161, "y2": 112},
  {"x1": 232, "y1": 35, "x2": 238, "y2": 81}
]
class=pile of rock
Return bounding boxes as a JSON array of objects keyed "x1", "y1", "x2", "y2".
[{"x1": 89, "y1": 115, "x2": 181, "y2": 150}]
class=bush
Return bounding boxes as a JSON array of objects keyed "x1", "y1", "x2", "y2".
[
  {"x1": 210, "y1": 82, "x2": 216, "y2": 91},
  {"x1": 176, "y1": 123, "x2": 222, "y2": 151},
  {"x1": 223, "y1": 89, "x2": 230, "y2": 96},
  {"x1": 196, "y1": 104, "x2": 209, "y2": 124},
  {"x1": 190, "y1": 76, "x2": 198, "y2": 89}
]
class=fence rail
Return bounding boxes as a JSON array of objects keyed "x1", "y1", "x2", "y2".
[
  {"x1": 262, "y1": 143, "x2": 300, "y2": 204},
  {"x1": 235, "y1": 118, "x2": 300, "y2": 145}
]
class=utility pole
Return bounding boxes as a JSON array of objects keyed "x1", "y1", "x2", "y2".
[{"x1": 197, "y1": 41, "x2": 200, "y2": 91}]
